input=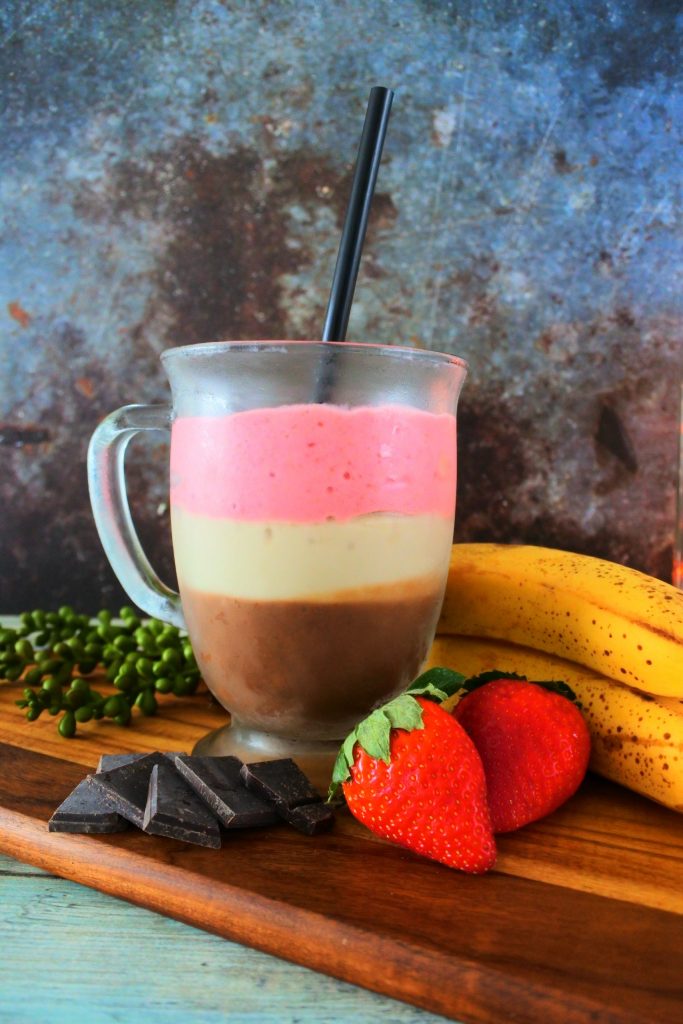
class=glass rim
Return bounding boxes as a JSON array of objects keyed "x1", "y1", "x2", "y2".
[{"x1": 161, "y1": 339, "x2": 468, "y2": 372}]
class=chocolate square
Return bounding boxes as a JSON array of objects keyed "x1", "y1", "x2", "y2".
[
  {"x1": 87, "y1": 751, "x2": 169, "y2": 828},
  {"x1": 240, "y1": 758, "x2": 334, "y2": 835},
  {"x1": 174, "y1": 755, "x2": 279, "y2": 829},
  {"x1": 287, "y1": 801, "x2": 335, "y2": 836},
  {"x1": 48, "y1": 778, "x2": 130, "y2": 834},
  {"x1": 240, "y1": 758, "x2": 322, "y2": 810},
  {"x1": 142, "y1": 761, "x2": 221, "y2": 848}
]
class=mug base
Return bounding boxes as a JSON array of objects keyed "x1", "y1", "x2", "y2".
[{"x1": 192, "y1": 722, "x2": 341, "y2": 795}]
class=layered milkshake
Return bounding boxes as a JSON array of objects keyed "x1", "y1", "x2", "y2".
[{"x1": 170, "y1": 402, "x2": 457, "y2": 740}]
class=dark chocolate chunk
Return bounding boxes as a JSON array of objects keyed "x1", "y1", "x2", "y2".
[
  {"x1": 49, "y1": 778, "x2": 130, "y2": 834},
  {"x1": 287, "y1": 801, "x2": 335, "y2": 836},
  {"x1": 142, "y1": 761, "x2": 221, "y2": 848},
  {"x1": 240, "y1": 758, "x2": 334, "y2": 835},
  {"x1": 174, "y1": 755, "x2": 279, "y2": 829},
  {"x1": 88, "y1": 751, "x2": 169, "y2": 828},
  {"x1": 240, "y1": 758, "x2": 322, "y2": 810}
]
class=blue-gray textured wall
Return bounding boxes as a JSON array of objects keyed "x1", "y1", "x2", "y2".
[{"x1": 2, "y1": 0, "x2": 681, "y2": 611}]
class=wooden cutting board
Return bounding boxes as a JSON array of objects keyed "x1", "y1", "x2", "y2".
[{"x1": 0, "y1": 672, "x2": 682, "y2": 1024}]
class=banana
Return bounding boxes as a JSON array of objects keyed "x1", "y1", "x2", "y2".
[
  {"x1": 426, "y1": 634, "x2": 683, "y2": 812},
  {"x1": 438, "y1": 544, "x2": 683, "y2": 698}
]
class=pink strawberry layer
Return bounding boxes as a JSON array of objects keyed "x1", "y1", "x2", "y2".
[{"x1": 170, "y1": 404, "x2": 456, "y2": 522}]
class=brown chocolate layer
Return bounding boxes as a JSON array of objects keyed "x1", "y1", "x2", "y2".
[{"x1": 181, "y1": 579, "x2": 444, "y2": 739}]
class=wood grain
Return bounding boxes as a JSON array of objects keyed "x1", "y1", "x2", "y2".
[{"x1": 0, "y1": 679, "x2": 682, "y2": 1024}]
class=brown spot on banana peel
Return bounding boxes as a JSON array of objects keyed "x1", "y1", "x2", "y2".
[{"x1": 440, "y1": 545, "x2": 683, "y2": 696}]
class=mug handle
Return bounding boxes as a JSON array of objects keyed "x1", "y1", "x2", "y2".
[{"x1": 87, "y1": 404, "x2": 185, "y2": 628}]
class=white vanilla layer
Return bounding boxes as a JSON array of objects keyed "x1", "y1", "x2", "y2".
[{"x1": 171, "y1": 507, "x2": 454, "y2": 600}]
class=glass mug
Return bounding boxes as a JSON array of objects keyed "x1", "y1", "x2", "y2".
[{"x1": 87, "y1": 341, "x2": 467, "y2": 769}]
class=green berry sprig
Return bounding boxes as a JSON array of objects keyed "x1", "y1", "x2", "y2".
[{"x1": 0, "y1": 606, "x2": 200, "y2": 738}]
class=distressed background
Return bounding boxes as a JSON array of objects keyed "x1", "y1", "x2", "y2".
[{"x1": 1, "y1": 0, "x2": 681, "y2": 612}]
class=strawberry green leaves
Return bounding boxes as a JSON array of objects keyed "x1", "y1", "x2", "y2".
[
  {"x1": 407, "y1": 667, "x2": 466, "y2": 701},
  {"x1": 329, "y1": 668, "x2": 468, "y2": 798},
  {"x1": 330, "y1": 692, "x2": 425, "y2": 796},
  {"x1": 458, "y1": 669, "x2": 580, "y2": 706}
]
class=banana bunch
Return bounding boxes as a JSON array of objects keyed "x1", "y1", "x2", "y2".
[{"x1": 430, "y1": 544, "x2": 683, "y2": 812}]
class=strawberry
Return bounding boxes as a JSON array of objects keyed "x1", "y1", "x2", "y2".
[
  {"x1": 452, "y1": 673, "x2": 591, "y2": 833},
  {"x1": 329, "y1": 677, "x2": 496, "y2": 874}
]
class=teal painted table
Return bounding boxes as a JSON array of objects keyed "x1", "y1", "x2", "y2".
[{"x1": 0, "y1": 852, "x2": 452, "y2": 1023}]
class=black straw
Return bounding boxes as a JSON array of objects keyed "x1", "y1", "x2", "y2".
[
  {"x1": 313, "y1": 86, "x2": 394, "y2": 403},
  {"x1": 322, "y1": 86, "x2": 394, "y2": 343}
]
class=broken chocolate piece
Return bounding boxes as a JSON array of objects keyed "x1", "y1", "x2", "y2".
[
  {"x1": 240, "y1": 758, "x2": 322, "y2": 810},
  {"x1": 287, "y1": 801, "x2": 335, "y2": 836},
  {"x1": 142, "y1": 761, "x2": 221, "y2": 848},
  {"x1": 240, "y1": 758, "x2": 334, "y2": 835},
  {"x1": 88, "y1": 751, "x2": 169, "y2": 828},
  {"x1": 49, "y1": 778, "x2": 130, "y2": 834},
  {"x1": 174, "y1": 755, "x2": 279, "y2": 829}
]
